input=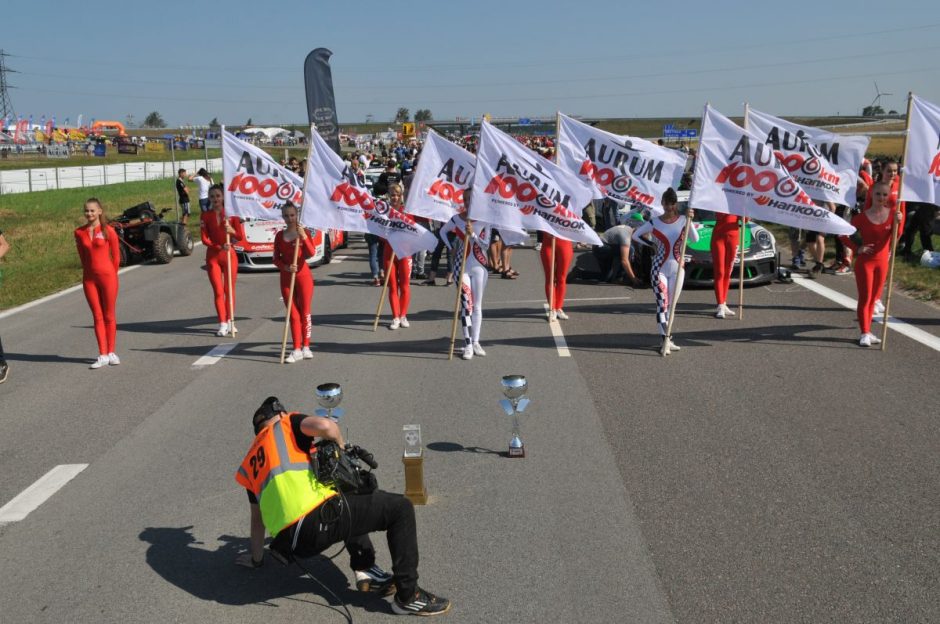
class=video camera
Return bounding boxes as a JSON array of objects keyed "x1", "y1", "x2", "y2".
[{"x1": 311, "y1": 441, "x2": 378, "y2": 495}]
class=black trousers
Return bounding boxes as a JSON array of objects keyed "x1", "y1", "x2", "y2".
[
  {"x1": 278, "y1": 490, "x2": 419, "y2": 602},
  {"x1": 900, "y1": 202, "x2": 937, "y2": 253}
]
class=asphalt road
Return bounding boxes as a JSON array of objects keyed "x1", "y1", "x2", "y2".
[{"x1": 0, "y1": 236, "x2": 937, "y2": 623}]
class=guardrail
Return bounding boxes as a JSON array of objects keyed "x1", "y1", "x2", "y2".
[{"x1": 0, "y1": 157, "x2": 223, "y2": 195}]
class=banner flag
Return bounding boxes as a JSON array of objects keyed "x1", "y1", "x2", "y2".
[
  {"x1": 302, "y1": 130, "x2": 438, "y2": 257},
  {"x1": 557, "y1": 112, "x2": 687, "y2": 216},
  {"x1": 691, "y1": 105, "x2": 855, "y2": 235},
  {"x1": 222, "y1": 129, "x2": 304, "y2": 221},
  {"x1": 746, "y1": 108, "x2": 869, "y2": 207},
  {"x1": 405, "y1": 129, "x2": 476, "y2": 222},
  {"x1": 469, "y1": 120, "x2": 601, "y2": 245},
  {"x1": 900, "y1": 94, "x2": 940, "y2": 205},
  {"x1": 303, "y1": 48, "x2": 341, "y2": 155}
]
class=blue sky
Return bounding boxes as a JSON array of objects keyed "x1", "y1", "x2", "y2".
[{"x1": 2, "y1": 0, "x2": 939, "y2": 127}]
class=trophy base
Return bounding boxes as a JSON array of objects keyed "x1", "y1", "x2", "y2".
[
  {"x1": 507, "y1": 445, "x2": 525, "y2": 458},
  {"x1": 402, "y1": 456, "x2": 428, "y2": 505}
]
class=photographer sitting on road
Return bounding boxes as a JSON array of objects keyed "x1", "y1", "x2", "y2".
[{"x1": 235, "y1": 397, "x2": 451, "y2": 617}]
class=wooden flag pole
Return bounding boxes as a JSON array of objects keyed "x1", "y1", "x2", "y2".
[
  {"x1": 279, "y1": 237, "x2": 302, "y2": 363},
  {"x1": 372, "y1": 252, "x2": 396, "y2": 332},
  {"x1": 225, "y1": 230, "x2": 236, "y2": 337},
  {"x1": 881, "y1": 91, "x2": 914, "y2": 351},
  {"x1": 547, "y1": 111, "x2": 561, "y2": 320},
  {"x1": 664, "y1": 216, "x2": 694, "y2": 342},
  {"x1": 738, "y1": 103, "x2": 750, "y2": 320},
  {"x1": 448, "y1": 223, "x2": 472, "y2": 360}
]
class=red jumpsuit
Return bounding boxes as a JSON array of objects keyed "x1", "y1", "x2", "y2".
[
  {"x1": 539, "y1": 234, "x2": 573, "y2": 310},
  {"x1": 273, "y1": 231, "x2": 316, "y2": 350},
  {"x1": 711, "y1": 213, "x2": 740, "y2": 306},
  {"x1": 382, "y1": 243, "x2": 413, "y2": 318},
  {"x1": 842, "y1": 210, "x2": 905, "y2": 334},
  {"x1": 201, "y1": 210, "x2": 245, "y2": 323},
  {"x1": 75, "y1": 224, "x2": 120, "y2": 355}
]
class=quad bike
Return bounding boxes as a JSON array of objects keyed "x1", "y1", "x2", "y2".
[{"x1": 111, "y1": 201, "x2": 194, "y2": 266}]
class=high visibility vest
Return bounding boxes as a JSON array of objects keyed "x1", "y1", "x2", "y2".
[{"x1": 235, "y1": 413, "x2": 337, "y2": 537}]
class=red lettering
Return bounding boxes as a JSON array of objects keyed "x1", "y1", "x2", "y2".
[{"x1": 929, "y1": 151, "x2": 940, "y2": 177}]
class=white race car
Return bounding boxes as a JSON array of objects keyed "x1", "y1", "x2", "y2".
[{"x1": 233, "y1": 219, "x2": 346, "y2": 271}]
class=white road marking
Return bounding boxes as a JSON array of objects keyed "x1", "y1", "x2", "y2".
[
  {"x1": 0, "y1": 464, "x2": 88, "y2": 524},
  {"x1": 793, "y1": 275, "x2": 940, "y2": 353},
  {"x1": 0, "y1": 265, "x2": 141, "y2": 320},
  {"x1": 192, "y1": 343, "x2": 238, "y2": 368},
  {"x1": 543, "y1": 304, "x2": 571, "y2": 357},
  {"x1": 331, "y1": 255, "x2": 348, "y2": 264},
  {"x1": 490, "y1": 296, "x2": 634, "y2": 305}
]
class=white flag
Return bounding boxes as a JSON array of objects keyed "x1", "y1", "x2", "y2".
[
  {"x1": 900, "y1": 94, "x2": 940, "y2": 205},
  {"x1": 222, "y1": 129, "x2": 305, "y2": 220},
  {"x1": 746, "y1": 108, "x2": 869, "y2": 207},
  {"x1": 469, "y1": 120, "x2": 601, "y2": 245},
  {"x1": 405, "y1": 129, "x2": 475, "y2": 222},
  {"x1": 692, "y1": 106, "x2": 855, "y2": 235},
  {"x1": 557, "y1": 112, "x2": 687, "y2": 216},
  {"x1": 302, "y1": 130, "x2": 437, "y2": 258}
]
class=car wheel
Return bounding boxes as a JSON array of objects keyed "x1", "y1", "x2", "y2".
[{"x1": 153, "y1": 231, "x2": 174, "y2": 264}]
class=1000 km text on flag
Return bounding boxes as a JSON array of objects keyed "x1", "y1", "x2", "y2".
[
  {"x1": 302, "y1": 130, "x2": 437, "y2": 258},
  {"x1": 691, "y1": 105, "x2": 855, "y2": 236},
  {"x1": 222, "y1": 130, "x2": 305, "y2": 221},
  {"x1": 405, "y1": 129, "x2": 476, "y2": 222}
]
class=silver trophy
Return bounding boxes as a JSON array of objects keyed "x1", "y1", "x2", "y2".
[
  {"x1": 499, "y1": 375, "x2": 530, "y2": 457},
  {"x1": 314, "y1": 382, "x2": 345, "y2": 422}
]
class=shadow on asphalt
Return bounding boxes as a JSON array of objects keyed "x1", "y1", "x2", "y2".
[
  {"x1": 116, "y1": 316, "x2": 223, "y2": 336},
  {"x1": 2, "y1": 352, "x2": 92, "y2": 364},
  {"x1": 138, "y1": 526, "x2": 389, "y2": 615},
  {"x1": 427, "y1": 441, "x2": 505, "y2": 457}
]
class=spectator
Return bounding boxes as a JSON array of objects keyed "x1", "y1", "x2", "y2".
[
  {"x1": 176, "y1": 169, "x2": 191, "y2": 225},
  {"x1": 190, "y1": 168, "x2": 214, "y2": 213}
]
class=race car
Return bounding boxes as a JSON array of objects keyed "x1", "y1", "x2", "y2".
[{"x1": 233, "y1": 219, "x2": 346, "y2": 271}]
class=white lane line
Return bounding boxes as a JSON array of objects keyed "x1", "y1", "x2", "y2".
[
  {"x1": 0, "y1": 265, "x2": 141, "y2": 320},
  {"x1": 0, "y1": 464, "x2": 88, "y2": 524},
  {"x1": 543, "y1": 304, "x2": 571, "y2": 357},
  {"x1": 490, "y1": 296, "x2": 634, "y2": 305},
  {"x1": 331, "y1": 255, "x2": 348, "y2": 264},
  {"x1": 192, "y1": 343, "x2": 238, "y2": 368},
  {"x1": 793, "y1": 275, "x2": 940, "y2": 353}
]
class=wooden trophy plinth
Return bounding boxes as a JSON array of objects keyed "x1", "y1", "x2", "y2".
[{"x1": 403, "y1": 454, "x2": 428, "y2": 505}]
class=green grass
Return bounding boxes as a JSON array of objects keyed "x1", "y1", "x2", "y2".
[{"x1": 0, "y1": 178, "x2": 196, "y2": 310}]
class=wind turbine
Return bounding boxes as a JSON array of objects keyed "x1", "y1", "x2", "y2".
[{"x1": 869, "y1": 82, "x2": 892, "y2": 113}]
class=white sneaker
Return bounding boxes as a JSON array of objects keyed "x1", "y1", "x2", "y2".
[
  {"x1": 866, "y1": 332, "x2": 882, "y2": 345},
  {"x1": 90, "y1": 355, "x2": 110, "y2": 369},
  {"x1": 472, "y1": 342, "x2": 487, "y2": 356},
  {"x1": 461, "y1": 346, "x2": 474, "y2": 360},
  {"x1": 535, "y1": 242, "x2": 542, "y2": 251},
  {"x1": 108, "y1": 353, "x2": 121, "y2": 366},
  {"x1": 302, "y1": 346, "x2": 314, "y2": 359},
  {"x1": 216, "y1": 322, "x2": 229, "y2": 337},
  {"x1": 667, "y1": 338, "x2": 681, "y2": 351},
  {"x1": 874, "y1": 299, "x2": 885, "y2": 315},
  {"x1": 547, "y1": 310, "x2": 557, "y2": 322},
  {"x1": 389, "y1": 317, "x2": 401, "y2": 330},
  {"x1": 722, "y1": 304, "x2": 736, "y2": 317},
  {"x1": 659, "y1": 337, "x2": 671, "y2": 356},
  {"x1": 555, "y1": 309, "x2": 569, "y2": 320},
  {"x1": 400, "y1": 316, "x2": 410, "y2": 328},
  {"x1": 859, "y1": 334, "x2": 872, "y2": 347},
  {"x1": 715, "y1": 305, "x2": 726, "y2": 319},
  {"x1": 286, "y1": 349, "x2": 303, "y2": 363}
]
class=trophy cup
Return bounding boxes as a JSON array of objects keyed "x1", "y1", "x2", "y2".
[
  {"x1": 314, "y1": 383, "x2": 345, "y2": 422},
  {"x1": 499, "y1": 375, "x2": 530, "y2": 458}
]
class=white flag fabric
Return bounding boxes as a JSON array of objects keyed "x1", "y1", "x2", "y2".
[
  {"x1": 405, "y1": 129, "x2": 475, "y2": 222},
  {"x1": 222, "y1": 129, "x2": 305, "y2": 220},
  {"x1": 746, "y1": 108, "x2": 869, "y2": 207},
  {"x1": 557, "y1": 112, "x2": 687, "y2": 216},
  {"x1": 691, "y1": 105, "x2": 855, "y2": 235},
  {"x1": 469, "y1": 120, "x2": 601, "y2": 245},
  {"x1": 302, "y1": 131, "x2": 437, "y2": 257},
  {"x1": 900, "y1": 94, "x2": 940, "y2": 205}
]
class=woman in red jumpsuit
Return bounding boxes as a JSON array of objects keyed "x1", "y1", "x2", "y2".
[
  {"x1": 711, "y1": 213, "x2": 740, "y2": 319},
  {"x1": 540, "y1": 233, "x2": 573, "y2": 321},
  {"x1": 75, "y1": 198, "x2": 121, "y2": 369},
  {"x1": 201, "y1": 184, "x2": 245, "y2": 336},
  {"x1": 273, "y1": 202, "x2": 316, "y2": 363},
  {"x1": 842, "y1": 181, "x2": 904, "y2": 347},
  {"x1": 383, "y1": 183, "x2": 413, "y2": 330}
]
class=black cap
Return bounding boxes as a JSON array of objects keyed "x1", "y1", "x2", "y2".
[{"x1": 253, "y1": 396, "x2": 286, "y2": 432}]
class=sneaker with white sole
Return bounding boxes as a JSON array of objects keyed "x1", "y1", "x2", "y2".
[
  {"x1": 659, "y1": 336, "x2": 671, "y2": 356},
  {"x1": 667, "y1": 338, "x2": 681, "y2": 352},
  {"x1": 108, "y1": 353, "x2": 121, "y2": 366},
  {"x1": 866, "y1": 332, "x2": 882, "y2": 345},
  {"x1": 302, "y1": 346, "x2": 314, "y2": 359},
  {"x1": 547, "y1": 310, "x2": 557, "y2": 322},
  {"x1": 355, "y1": 565, "x2": 395, "y2": 596},
  {"x1": 400, "y1": 316, "x2": 410, "y2": 328},
  {"x1": 873, "y1": 299, "x2": 885, "y2": 315},
  {"x1": 859, "y1": 334, "x2": 872, "y2": 347},
  {"x1": 389, "y1": 318, "x2": 401, "y2": 330},
  {"x1": 90, "y1": 355, "x2": 110, "y2": 369},
  {"x1": 461, "y1": 346, "x2": 473, "y2": 360},
  {"x1": 715, "y1": 305, "x2": 726, "y2": 319},
  {"x1": 216, "y1": 322, "x2": 229, "y2": 337},
  {"x1": 555, "y1": 309, "x2": 569, "y2": 320},
  {"x1": 722, "y1": 304, "x2": 736, "y2": 317},
  {"x1": 392, "y1": 587, "x2": 452, "y2": 616},
  {"x1": 472, "y1": 343, "x2": 486, "y2": 356},
  {"x1": 285, "y1": 349, "x2": 303, "y2": 363},
  {"x1": 0, "y1": 360, "x2": 8, "y2": 384}
]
